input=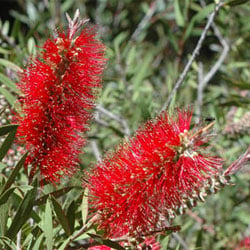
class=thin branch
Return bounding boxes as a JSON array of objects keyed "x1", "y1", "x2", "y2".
[
  {"x1": 94, "y1": 113, "x2": 126, "y2": 136},
  {"x1": 162, "y1": 219, "x2": 189, "y2": 250},
  {"x1": 161, "y1": 1, "x2": 224, "y2": 111},
  {"x1": 197, "y1": 62, "x2": 204, "y2": 119},
  {"x1": 186, "y1": 210, "x2": 215, "y2": 234},
  {"x1": 0, "y1": 29, "x2": 17, "y2": 49},
  {"x1": 64, "y1": 222, "x2": 93, "y2": 249},
  {"x1": 200, "y1": 26, "x2": 229, "y2": 86},
  {"x1": 172, "y1": 232, "x2": 190, "y2": 250},
  {"x1": 0, "y1": 27, "x2": 22, "y2": 55},
  {"x1": 196, "y1": 8, "x2": 229, "y2": 118},
  {"x1": 113, "y1": 1, "x2": 125, "y2": 29},
  {"x1": 131, "y1": 1, "x2": 157, "y2": 41},
  {"x1": 96, "y1": 104, "x2": 131, "y2": 136},
  {"x1": 90, "y1": 140, "x2": 101, "y2": 162},
  {"x1": 198, "y1": 0, "x2": 230, "y2": 85},
  {"x1": 224, "y1": 146, "x2": 250, "y2": 176},
  {"x1": 94, "y1": 111, "x2": 109, "y2": 127}
]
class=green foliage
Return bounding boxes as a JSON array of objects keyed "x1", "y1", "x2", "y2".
[
  {"x1": 0, "y1": 124, "x2": 17, "y2": 161},
  {"x1": 0, "y1": 0, "x2": 250, "y2": 249}
]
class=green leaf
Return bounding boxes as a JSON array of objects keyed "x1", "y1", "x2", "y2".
[
  {"x1": 126, "y1": 46, "x2": 136, "y2": 67},
  {"x1": 33, "y1": 186, "x2": 75, "y2": 205},
  {"x1": 0, "y1": 199, "x2": 10, "y2": 236},
  {"x1": 58, "y1": 237, "x2": 71, "y2": 250},
  {"x1": 184, "y1": 4, "x2": 214, "y2": 41},
  {"x1": 17, "y1": 185, "x2": 33, "y2": 192},
  {"x1": 195, "y1": 229, "x2": 203, "y2": 248},
  {"x1": 0, "y1": 87, "x2": 16, "y2": 106},
  {"x1": 0, "y1": 47, "x2": 10, "y2": 55},
  {"x1": 22, "y1": 233, "x2": 33, "y2": 249},
  {"x1": 26, "y1": 225, "x2": 43, "y2": 249},
  {"x1": 2, "y1": 21, "x2": 10, "y2": 36},
  {"x1": 31, "y1": 233, "x2": 44, "y2": 250},
  {"x1": 113, "y1": 32, "x2": 128, "y2": 56},
  {"x1": 61, "y1": 0, "x2": 75, "y2": 12},
  {"x1": 11, "y1": 19, "x2": 21, "y2": 39},
  {"x1": 226, "y1": 0, "x2": 250, "y2": 6},
  {"x1": 30, "y1": 209, "x2": 41, "y2": 224},
  {"x1": 6, "y1": 187, "x2": 37, "y2": 240},
  {"x1": 233, "y1": 209, "x2": 250, "y2": 224},
  {"x1": 0, "y1": 236, "x2": 17, "y2": 249},
  {"x1": 81, "y1": 188, "x2": 88, "y2": 225},
  {"x1": 161, "y1": 235, "x2": 170, "y2": 250},
  {"x1": 223, "y1": 77, "x2": 250, "y2": 90},
  {"x1": 44, "y1": 199, "x2": 53, "y2": 250},
  {"x1": 51, "y1": 196, "x2": 71, "y2": 236},
  {"x1": 27, "y1": 37, "x2": 36, "y2": 55},
  {"x1": 132, "y1": 52, "x2": 154, "y2": 101},
  {"x1": 1, "y1": 152, "x2": 28, "y2": 194},
  {"x1": 0, "y1": 58, "x2": 22, "y2": 72},
  {"x1": 102, "y1": 239, "x2": 125, "y2": 250},
  {"x1": 0, "y1": 187, "x2": 15, "y2": 206},
  {"x1": 0, "y1": 124, "x2": 18, "y2": 136},
  {"x1": 174, "y1": 0, "x2": 185, "y2": 27},
  {"x1": 175, "y1": 243, "x2": 181, "y2": 250},
  {"x1": 88, "y1": 233, "x2": 125, "y2": 250},
  {"x1": 66, "y1": 200, "x2": 75, "y2": 234},
  {"x1": 0, "y1": 128, "x2": 17, "y2": 162},
  {"x1": 0, "y1": 73, "x2": 18, "y2": 93}
]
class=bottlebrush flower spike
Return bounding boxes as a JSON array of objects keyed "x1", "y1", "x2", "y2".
[
  {"x1": 89, "y1": 246, "x2": 111, "y2": 250},
  {"x1": 15, "y1": 10, "x2": 106, "y2": 183},
  {"x1": 235, "y1": 236, "x2": 250, "y2": 250},
  {"x1": 87, "y1": 109, "x2": 226, "y2": 238}
]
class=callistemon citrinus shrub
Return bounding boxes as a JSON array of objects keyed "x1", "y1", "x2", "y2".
[
  {"x1": 87, "y1": 109, "x2": 228, "y2": 238},
  {"x1": 14, "y1": 17, "x2": 106, "y2": 183}
]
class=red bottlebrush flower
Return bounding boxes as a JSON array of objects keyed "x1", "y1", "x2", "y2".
[
  {"x1": 138, "y1": 236, "x2": 161, "y2": 250},
  {"x1": 87, "y1": 109, "x2": 224, "y2": 238},
  {"x1": 15, "y1": 13, "x2": 106, "y2": 183},
  {"x1": 88, "y1": 237, "x2": 160, "y2": 250},
  {"x1": 235, "y1": 237, "x2": 250, "y2": 250},
  {"x1": 89, "y1": 246, "x2": 111, "y2": 250}
]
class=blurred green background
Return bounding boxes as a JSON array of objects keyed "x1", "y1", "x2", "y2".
[{"x1": 0, "y1": 0, "x2": 250, "y2": 249}]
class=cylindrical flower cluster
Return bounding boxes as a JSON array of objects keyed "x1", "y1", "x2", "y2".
[
  {"x1": 87, "y1": 109, "x2": 224, "y2": 238},
  {"x1": 15, "y1": 19, "x2": 106, "y2": 182}
]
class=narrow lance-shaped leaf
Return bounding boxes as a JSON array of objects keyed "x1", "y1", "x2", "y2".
[
  {"x1": 32, "y1": 233, "x2": 45, "y2": 250},
  {"x1": 0, "y1": 127, "x2": 17, "y2": 162},
  {"x1": 57, "y1": 237, "x2": 71, "y2": 250},
  {"x1": 0, "y1": 87, "x2": 16, "y2": 106},
  {"x1": 0, "y1": 73, "x2": 19, "y2": 93},
  {"x1": 195, "y1": 229, "x2": 203, "y2": 248},
  {"x1": 226, "y1": 0, "x2": 250, "y2": 6},
  {"x1": 44, "y1": 199, "x2": 53, "y2": 250},
  {"x1": 0, "y1": 58, "x2": 22, "y2": 72},
  {"x1": 6, "y1": 187, "x2": 37, "y2": 240},
  {"x1": 0, "y1": 47, "x2": 10, "y2": 55},
  {"x1": 81, "y1": 188, "x2": 88, "y2": 225},
  {"x1": 0, "y1": 187, "x2": 16, "y2": 206},
  {"x1": 33, "y1": 186, "x2": 76, "y2": 206},
  {"x1": 1, "y1": 152, "x2": 28, "y2": 194},
  {"x1": 0, "y1": 124, "x2": 18, "y2": 136},
  {"x1": 66, "y1": 200, "x2": 75, "y2": 234},
  {"x1": 174, "y1": 0, "x2": 185, "y2": 27},
  {"x1": 0, "y1": 237, "x2": 17, "y2": 249},
  {"x1": 87, "y1": 233, "x2": 125, "y2": 250},
  {"x1": 51, "y1": 196, "x2": 71, "y2": 237},
  {"x1": 0, "y1": 199, "x2": 10, "y2": 236}
]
